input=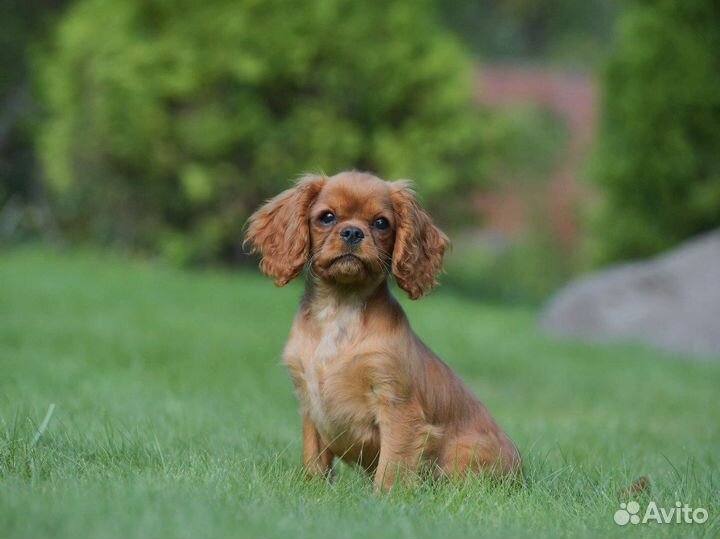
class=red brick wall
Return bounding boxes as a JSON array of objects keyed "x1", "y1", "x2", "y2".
[{"x1": 473, "y1": 65, "x2": 598, "y2": 247}]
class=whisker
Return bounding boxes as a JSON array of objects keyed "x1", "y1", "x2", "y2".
[{"x1": 305, "y1": 252, "x2": 321, "y2": 281}]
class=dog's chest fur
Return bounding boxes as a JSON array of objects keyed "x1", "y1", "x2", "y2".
[{"x1": 284, "y1": 298, "x2": 376, "y2": 443}]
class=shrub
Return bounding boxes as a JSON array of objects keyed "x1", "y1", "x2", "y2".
[
  {"x1": 590, "y1": 0, "x2": 720, "y2": 263},
  {"x1": 37, "y1": 0, "x2": 491, "y2": 263}
]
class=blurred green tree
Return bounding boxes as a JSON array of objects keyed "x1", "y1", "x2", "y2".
[
  {"x1": 1, "y1": 0, "x2": 66, "y2": 216},
  {"x1": 590, "y1": 0, "x2": 720, "y2": 263},
  {"x1": 37, "y1": 0, "x2": 493, "y2": 262}
]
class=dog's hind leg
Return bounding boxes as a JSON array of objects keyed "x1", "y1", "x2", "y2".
[{"x1": 438, "y1": 432, "x2": 521, "y2": 480}]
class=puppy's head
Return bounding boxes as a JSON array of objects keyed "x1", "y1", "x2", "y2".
[{"x1": 244, "y1": 171, "x2": 449, "y2": 299}]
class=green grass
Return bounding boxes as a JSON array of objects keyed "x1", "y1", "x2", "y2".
[{"x1": 1, "y1": 246, "x2": 718, "y2": 538}]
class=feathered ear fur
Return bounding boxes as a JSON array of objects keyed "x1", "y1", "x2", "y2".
[
  {"x1": 390, "y1": 181, "x2": 451, "y2": 299},
  {"x1": 244, "y1": 175, "x2": 326, "y2": 286}
]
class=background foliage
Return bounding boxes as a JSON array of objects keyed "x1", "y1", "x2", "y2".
[
  {"x1": 441, "y1": 0, "x2": 619, "y2": 67},
  {"x1": 37, "y1": 0, "x2": 498, "y2": 263},
  {"x1": 590, "y1": 0, "x2": 720, "y2": 263},
  {"x1": 0, "y1": 0, "x2": 65, "y2": 211},
  {"x1": 2, "y1": 0, "x2": 719, "y2": 299}
]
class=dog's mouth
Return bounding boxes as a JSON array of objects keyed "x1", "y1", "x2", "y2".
[
  {"x1": 315, "y1": 251, "x2": 380, "y2": 283},
  {"x1": 331, "y1": 253, "x2": 362, "y2": 265}
]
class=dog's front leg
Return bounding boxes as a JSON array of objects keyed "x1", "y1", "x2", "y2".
[
  {"x1": 374, "y1": 403, "x2": 426, "y2": 491},
  {"x1": 302, "y1": 416, "x2": 334, "y2": 479}
]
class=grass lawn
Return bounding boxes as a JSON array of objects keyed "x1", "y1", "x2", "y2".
[{"x1": 1, "y1": 246, "x2": 718, "y2": 538}]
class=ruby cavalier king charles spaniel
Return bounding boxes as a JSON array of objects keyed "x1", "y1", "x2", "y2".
[{"x1": 245, "y1": 171, "x2": 520, "y2": 490}]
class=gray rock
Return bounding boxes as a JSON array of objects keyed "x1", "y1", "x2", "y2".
[{"x1": 541, "y1": 230, "x2": 720, "y2": 359}]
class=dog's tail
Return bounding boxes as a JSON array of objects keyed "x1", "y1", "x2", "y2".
[{"x1": 618, "y1": 476, "x2": 651, "y2": 498}]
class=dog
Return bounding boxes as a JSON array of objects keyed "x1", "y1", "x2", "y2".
[{"x1": 245, "y1": 171, "x2": 520, "y2": 489}]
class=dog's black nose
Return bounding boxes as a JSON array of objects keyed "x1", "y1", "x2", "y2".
[{"x1": 340, "y1": 226, "x2": 364, "y2": 246}]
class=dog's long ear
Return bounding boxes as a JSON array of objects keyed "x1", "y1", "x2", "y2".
[
  {"x1": 244, "y1": 175, "x2": 326, "y2": 286},
  {"x1": 390, "y1": 180, "x2": 451, "y2": 299}
]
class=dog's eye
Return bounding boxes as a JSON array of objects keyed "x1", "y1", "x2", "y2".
[
  {"x1": 319, "y1": 211, "x2": 336, "y2": 225},
  {"x1": 373, "y1": 217, "x2": 390, "y2": 230}
]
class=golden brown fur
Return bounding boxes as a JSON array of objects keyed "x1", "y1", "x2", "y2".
[{"x1": 245, "y1": 171, "x2": 520, "y2": 489}]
